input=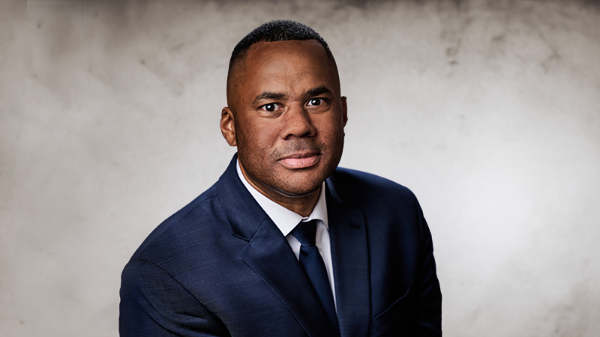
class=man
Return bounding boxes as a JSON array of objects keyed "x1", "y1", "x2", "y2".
[{"x1": 120, "y1": 20, "x2": 442, "y2": 336}]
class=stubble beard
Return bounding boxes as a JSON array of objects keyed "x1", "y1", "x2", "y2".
[{"x1": 238, "y1": 138, "x2": 341, "y2": 198}]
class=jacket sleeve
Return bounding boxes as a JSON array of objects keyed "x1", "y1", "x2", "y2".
[
  {"x1": 414, "y1": 199, "x2": 443, "y2": 336},
  {"x1": 119, "y1": 258, "x2": 229, "y2": 337}
]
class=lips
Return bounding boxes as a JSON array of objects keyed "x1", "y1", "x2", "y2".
[{"x1": 278, "y1": 152, "x2": 321, "y2": 169}]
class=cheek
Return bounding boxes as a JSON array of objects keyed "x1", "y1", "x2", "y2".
[
  {"x1": 256, "y1": 125, "x2": 279, "y2": 146},
  {"x1": 240, "y1": 121, "x2": 281, "y2": 156},
  {"x1": 318, "y1": 116, "x2": 345, "y2": 142}
]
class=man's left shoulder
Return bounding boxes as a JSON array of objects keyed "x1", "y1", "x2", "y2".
[{"x1": 328, "y1": 167, "x2": 418, "y2": 203}]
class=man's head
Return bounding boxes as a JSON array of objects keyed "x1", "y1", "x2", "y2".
[
  {"x1": 220, "y1": 20, "x2": 347, "y2": 206},
  {"x1": 227, "y1": 20, "x2": 335, "y2": 86}
]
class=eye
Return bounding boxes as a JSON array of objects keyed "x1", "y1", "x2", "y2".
[
  {"x1": 307, "y1": 98, "x2": 323, "y2": 106},
  {"x1": 260, "y1": 103, "x2": 280, "y2": 112}
]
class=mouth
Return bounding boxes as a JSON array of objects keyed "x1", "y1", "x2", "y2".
[{"x1": 277, "y1": 152, "x2": 321, "y2": 169}]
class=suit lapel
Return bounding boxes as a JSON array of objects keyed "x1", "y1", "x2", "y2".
[
  {"x1": 327, "y1": 175, "x2": 372, "y2": 337},
  {"x1": 217, "y1": 155, "x2": 337, "y2": 337},
  {"x1": 240, "y1": 218, "x2": 338, "y2": 337}
]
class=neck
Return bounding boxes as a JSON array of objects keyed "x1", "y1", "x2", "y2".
[{"x1": 239, "y1": 165, "x2": 320, "y2": 217}]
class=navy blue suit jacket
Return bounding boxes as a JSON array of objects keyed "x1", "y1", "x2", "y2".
[{"x1": 120, "y1": 155, "x2": 442, "y2": 336}]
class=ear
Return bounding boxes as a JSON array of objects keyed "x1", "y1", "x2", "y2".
[
  {"x1": 220, "y1": 107, "x2": 237, "y2": 146},
  {"x1": 341, "y1": 96, "x2": 348, "y2": 127}
]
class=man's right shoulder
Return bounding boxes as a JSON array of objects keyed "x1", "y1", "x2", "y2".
[{"x1": 129, "y1": 182, "x2": 226, "y2": 263}]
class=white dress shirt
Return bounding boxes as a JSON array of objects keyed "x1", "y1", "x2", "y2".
[{"x1": 236, "y1": 160, "x2": 336, "y2": 303}]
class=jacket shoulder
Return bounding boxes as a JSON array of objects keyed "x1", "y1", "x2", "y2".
[
  {"x1": 330, "y1": 167, "x2": 417, "y2": 203},
  {"x1": 130, "y1": 182, "x2": 223, "y2": 262}
]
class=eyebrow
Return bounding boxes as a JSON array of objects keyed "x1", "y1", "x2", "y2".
[
  {"x1": 306, "y1": 86, "x2": 331, "y2": 97},
  {"x1": 253, "y1": 92, "x2": 287, "y2": 104}
]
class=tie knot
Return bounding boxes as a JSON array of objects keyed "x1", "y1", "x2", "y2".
[{"x1": 291, "y1": 220, "x2": 318, "y2": 246}]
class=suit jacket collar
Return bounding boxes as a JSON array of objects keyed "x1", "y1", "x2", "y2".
[
  {"x1": 216, "y1": 155, "x2": 371, "y2": 336},
  {"x1": 216, "y1": 154, "x2": 267, "y2": 241}
]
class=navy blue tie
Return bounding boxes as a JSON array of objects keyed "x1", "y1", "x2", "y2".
[{"x1": 292, "y1": 220, "x2": 340, "y2": 335}]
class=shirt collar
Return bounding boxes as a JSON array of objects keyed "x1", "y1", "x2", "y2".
[{"x1": 236, "y1": 159, "x2": 328, "y2": 237}]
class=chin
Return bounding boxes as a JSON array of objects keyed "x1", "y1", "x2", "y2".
[
  {"x1": 274, "y1": 187, "x2": 319, "y2": 199},
  {"x1": 271, "y1": 172, "x2": 326, "y2": 198}
]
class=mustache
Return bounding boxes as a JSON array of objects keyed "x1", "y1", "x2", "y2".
[{"x1": 271, "y1": 139, "x2": 326, "y2": 159}]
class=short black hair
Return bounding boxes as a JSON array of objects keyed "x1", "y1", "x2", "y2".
[{"x1": 228, "y1": 20, "x2": 335, "y2": 73}]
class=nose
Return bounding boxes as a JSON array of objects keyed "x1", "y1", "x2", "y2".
[{"x1": 280, "y1": 104, "x2": 316, "y2": 139}]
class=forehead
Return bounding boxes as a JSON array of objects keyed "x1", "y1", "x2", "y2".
[{"x1": 238, "y1": 40, "x2": 338, "y2": 94}]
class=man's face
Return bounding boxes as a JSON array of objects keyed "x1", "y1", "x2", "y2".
[{"x1": 222, "y1": 40, "x2": 347, "y2": 199}]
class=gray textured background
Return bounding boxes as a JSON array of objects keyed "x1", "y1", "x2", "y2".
[{"x1": 2, "y1": 0, "x2": 599, "y2": 336}]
